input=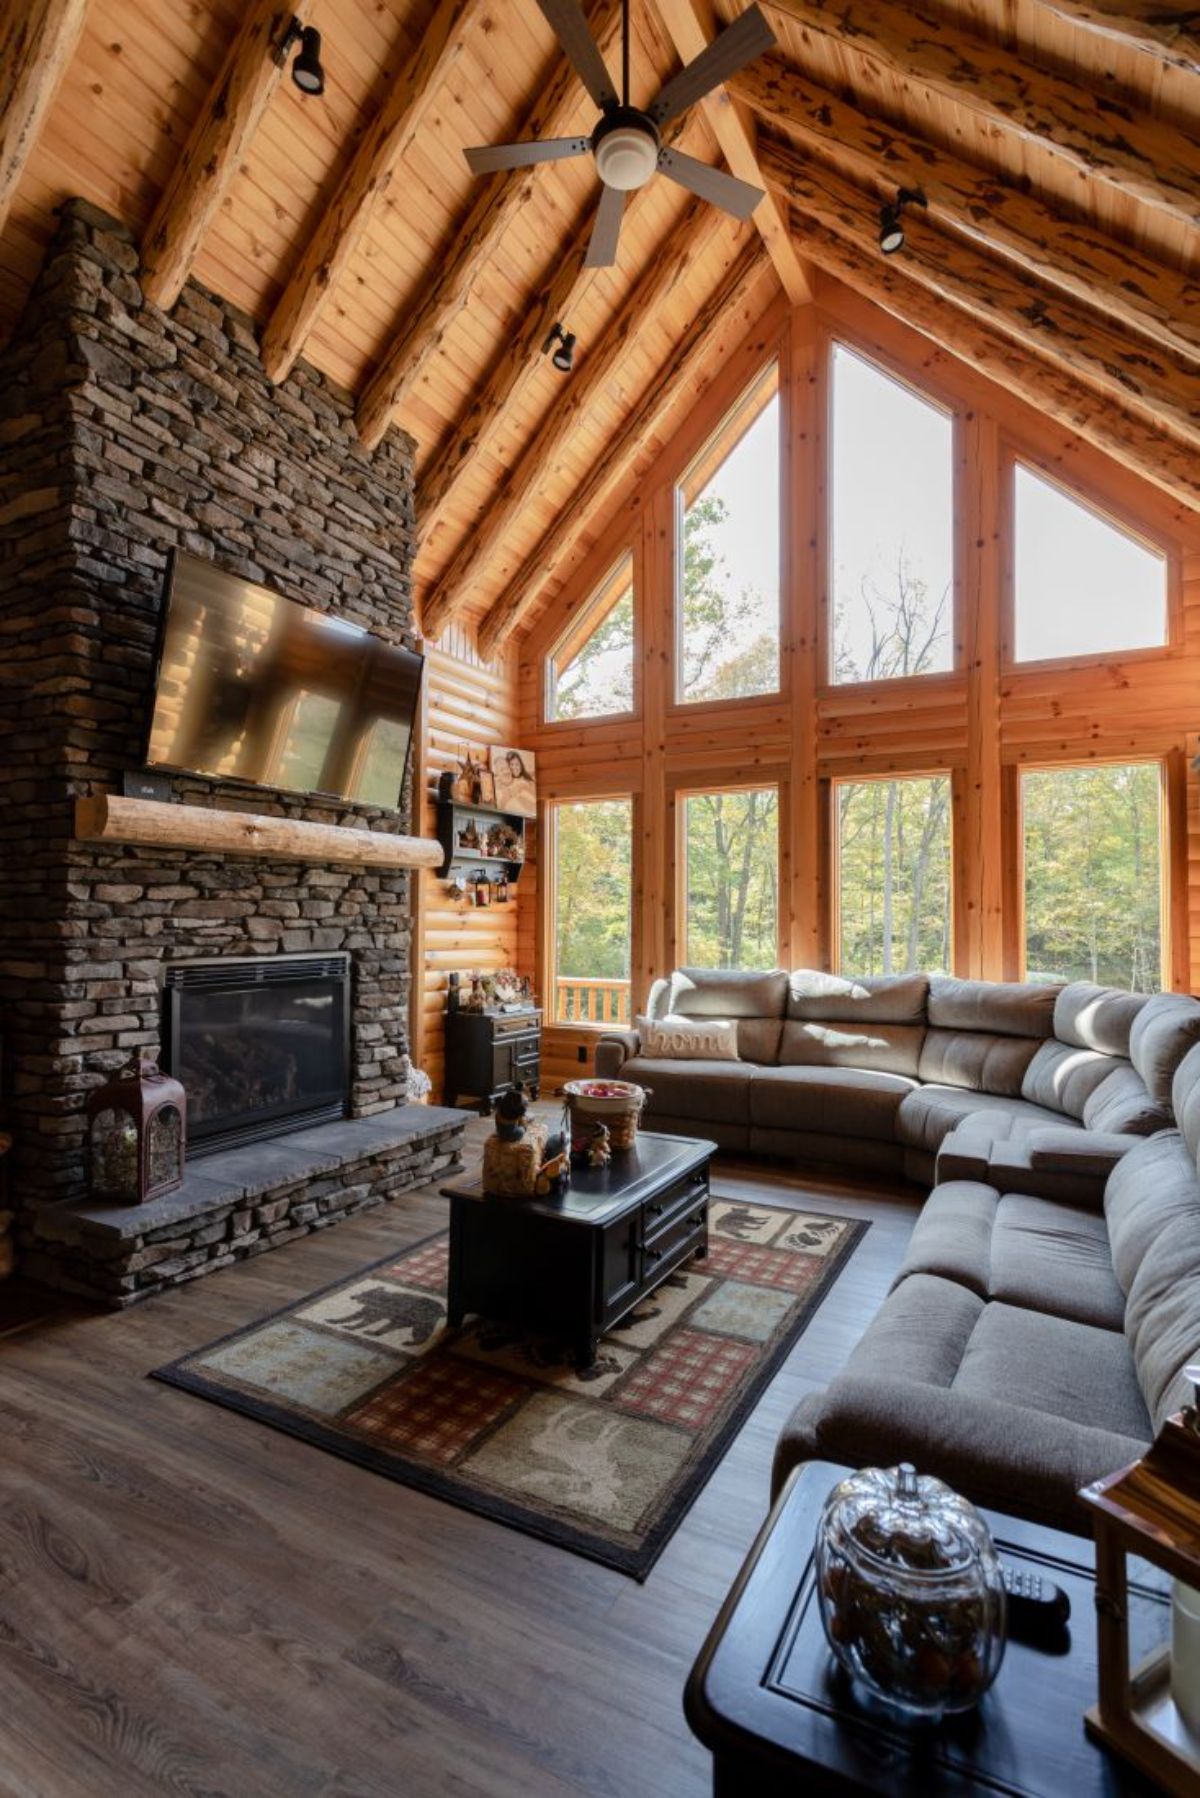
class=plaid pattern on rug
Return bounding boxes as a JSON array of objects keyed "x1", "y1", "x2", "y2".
[{"x1": 153, "y1": 1195, "x2": 867, "y2": 1578}]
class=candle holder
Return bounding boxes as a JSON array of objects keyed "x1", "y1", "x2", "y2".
[{"x1": 1079, "y1": 1363, "x2": 1200, "y2": 1794}]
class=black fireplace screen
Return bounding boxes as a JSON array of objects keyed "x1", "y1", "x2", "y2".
[{"x1": 163, "y1": 955, "x2": 350, "y2": 1155}]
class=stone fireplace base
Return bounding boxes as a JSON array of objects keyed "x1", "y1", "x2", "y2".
[{"x1": 23, "y1": 1105, "x2": 466, "y2": 1306}]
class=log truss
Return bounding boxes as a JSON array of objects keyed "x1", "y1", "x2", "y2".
[{"x1": 0, "y1": 0, "x2": 1196, "y2": 651}]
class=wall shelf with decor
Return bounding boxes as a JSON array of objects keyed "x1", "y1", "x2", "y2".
[{"x1": 436, "y1": 799, "x2": 526, "y2": 904}]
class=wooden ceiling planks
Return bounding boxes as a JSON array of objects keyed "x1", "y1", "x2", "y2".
[{"x1": 0, "y1": 0, "x2": 1194, "y2": 653}]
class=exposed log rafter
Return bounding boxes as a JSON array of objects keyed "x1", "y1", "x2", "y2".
[
  {"x1": 262, "y1": 0, "x2": 483, "y2": 385},
  {"x1": 730, "y1": 53, "x2": 1200, "y2": 365},
  {"x1": 420, "y1": 199, "x2": 731, "y2": 640},
  {"x1": 476, "y1": 242, "x2": 767, "y2": 659},
  {"x1": 140, "y1": 0, "x2": 292, "y2": 311},
  {"x1": 356, "y1": 0, "x2": 623, "y2": 452},
  {"x1": 651, "y1": 0, "x2": 810, "y2": 303},
  {"x1": 766, "y1": 0, "x2": 1200, "y2": 228},
  {"x1": 0, "y1": 0, "x2": 88, "y2": 237}
]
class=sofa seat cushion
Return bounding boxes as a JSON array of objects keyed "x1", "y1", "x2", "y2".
[
  {"x1": 747, "y1": 1064, "x2": 917, "y2": 1142},
  {"x1": 953, "y1": 1303, "x2": 1151, "y2": 1441},
  {"x1": 896, "y1": 1184, "x2": 1126, "y2": 1330},
  {"x1": 896, "y1": 1085, "x2": 1062, "y2": 1156},
  {"x1": 621, "y1": 1055, "x2": 755, "y2": 1125}
]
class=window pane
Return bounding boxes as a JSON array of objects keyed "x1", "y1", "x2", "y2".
[
  {"x1": 552, "y1": 799, "x2": 632, "y2": 1024},
  {"x1": 683, "y1": 788, "x2": 778, "y2": 968},
  {"x1": 838, "y1": 776, "x2": 952, "y2": 974},
  {"x1": 547, "y1": 561, "x2": 634, "y2": 721},
  {"x1": 1022, "y1": 764, "x2": 1162, "y2": 992},
  {"x1": 1013, "y1": 464, "x2": 1167, "y2": 662},
  {"x1": 677, "y1": 373, "x2": 780, "y2": 704},
  {"x1": 831, "y1": 344, "x2": 954, "y2": 684},
  {"x1": 275, "y1": 690, "x2": 340, "y2": 792}
]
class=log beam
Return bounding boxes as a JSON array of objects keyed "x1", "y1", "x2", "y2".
[
  {"x1": 476, "y1": 241, "x2": 767, "y2": 659},
  {"x1": 1033, "y1": 0, "x2": 1200, "y2": 77},
  {"x1": 766, "y1": 0, "x2": 1200, "y2": 228},
  {"x1": 0, "y1": 0, "x2": 88, "y2": 236},
  {"x1": 416, "y1": 115, "x2": 691, "y2": 548},
  {"x1": 74, "y1": 793, "x2": 443, "y2": 871},
  {"x1": 355, "y1": 0, "x2": 622, "y2": 451},
  {"x1": 420, "y1": 200, "x2": 728, "y2": 640},
  {"x1": 759, "y1": 135, "x2": 1200, "y2": 451},
  {"x1": 783, "y1": 205, "x2": 1200, "y2": 513},
  {"x1": 730, "y1": 54, "x2": 1200, "y2": 365},
  {"x1": 140, "y1": 0, "x2": 292, "y2": 311},
  {"x1": 651, "y1": 0, "x2": 810, "y2": 304},
  {"x1": 262, "y1": 0, "x2": 482, "y2": 385}
]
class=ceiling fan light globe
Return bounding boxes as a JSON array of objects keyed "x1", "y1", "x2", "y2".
[{"x1": 595, "y1": 124, "x2": 659, "y2": 190}]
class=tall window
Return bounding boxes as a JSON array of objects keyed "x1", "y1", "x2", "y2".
[
  {"x1": 830, "y1": 344, "x2": 954, "y2": 684},
  {"x1": 546, "y1": 557, "x2": 634, "y2": 721},
  {"x1": 1012, "y1": 463, "x2": 1167, "y2": 662},
  {"x1": 682, "y1": 787, "x2": 778, "y2": 968},
  {"x1": 676, "y1": 366, "x2": 780, "y2": 704},
  {"x1": 550, "y1": 799, "x2": 633, "y2": 1024},
  {"x1": 837, "y1": 775, "x2": 952, "y2": 974},
  {"x1": 1022, "y1": 763, "x2": 1163, "y2": 991}
]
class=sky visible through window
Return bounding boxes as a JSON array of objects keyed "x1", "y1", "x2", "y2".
[{"x1": 1013, "y1": 464, "x2": 1167, "y2": 661}]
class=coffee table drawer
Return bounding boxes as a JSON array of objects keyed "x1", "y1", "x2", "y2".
[
  {"x1": 641, "y1": 1167, "x2": 708, "y2": 1238},
  {"x1": 640, "y1": 1192, "x2": 708, "y2": 1279}
]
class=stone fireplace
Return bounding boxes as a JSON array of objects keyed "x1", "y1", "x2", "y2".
[{"x1": 0, "y1": 200, "x2": 466, "y2": 1302}]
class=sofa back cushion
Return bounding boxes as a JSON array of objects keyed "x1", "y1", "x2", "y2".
[
  {"x1": 1082, "y1": 1062, "x2": 1170, "y2": 1136},
  {"x1": 927, "y1": 976, "x2": 1060, "y2": 1039},
  {"x1": 787, "y1": 969, "x2": 928, "y2": 1024},
  {"x1": 663, "y1": 968, "x2": 787, "y2": 1065},
  {"x1": 780, "y1": 1020, "x2": 924, "y2": 1076},
  {"x1": 1130, "y1": 992, "x2": 1200, "y2": 1106},
  {"x1": 1020, "y1": 1039, "x2": 1116, "y2": 1119},
  {"x1": 1054, "y1": 981, "x2": 1146, "y2": 1056},
  {"x1": 1106, "y1": 1131, "x2": 1200, "y2": 1430},
  {"x1": 917, "y1": 1029, "x2": 1041, "y2": 1097},
  {"x1": 1174, "y1": 1043, "x2": 1200, "y2": 1168}
]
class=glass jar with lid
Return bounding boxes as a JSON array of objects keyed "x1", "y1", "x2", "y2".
[{"x1": 815, "y1": 1462, "x2": 1007, "y2": 1719}]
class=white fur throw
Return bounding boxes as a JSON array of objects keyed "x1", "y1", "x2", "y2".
[{"x1": 637, "y1": 1014, "x2": 740, "y2": 1061}]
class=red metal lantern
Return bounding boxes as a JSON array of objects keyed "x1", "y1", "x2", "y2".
[{"x1": 87, "y1": 1058, "x2": 187, "y2": 1204}]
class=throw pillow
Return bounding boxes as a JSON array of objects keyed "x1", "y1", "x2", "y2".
[{"x1": 637, "y1": 1014, "x2": 740, "y2": 1061}]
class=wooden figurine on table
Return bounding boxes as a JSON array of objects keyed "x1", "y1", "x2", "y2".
[{"x1": 586, "y1": 1123, "x2": 612, "y2": 1169}]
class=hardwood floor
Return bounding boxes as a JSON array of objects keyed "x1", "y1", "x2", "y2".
[{"x1": 0, "y1": 1131, "x2": 920, "y2": 1798}]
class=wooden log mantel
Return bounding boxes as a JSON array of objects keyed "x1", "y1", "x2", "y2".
[{"x1": 74, "y1": 793, "x2": 443, "y2": 871}]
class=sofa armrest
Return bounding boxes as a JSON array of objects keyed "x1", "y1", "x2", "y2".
[
  {"x1": 594, "y1": 1030, "x2": 640, "y2": 1078},
  {"x1": 772, "y1": 1374, "x2": 1148, "y2": 1533},
  {"x1": 1024, "y1": 1127, "x2": 1136, "y2": 1174}
]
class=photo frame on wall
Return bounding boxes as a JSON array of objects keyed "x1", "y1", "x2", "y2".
[{"x1": 490, "y1": 747, "x2": 537, "y2": 818}]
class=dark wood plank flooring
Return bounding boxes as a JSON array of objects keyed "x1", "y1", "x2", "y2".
[{"x1": 0, "y1": 1129, "x2": 920, "y2": 1798}]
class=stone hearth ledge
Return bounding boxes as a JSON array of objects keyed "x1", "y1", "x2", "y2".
[{"x1": 25, "y1": 1105, "x2": 467, "y2": 1306}]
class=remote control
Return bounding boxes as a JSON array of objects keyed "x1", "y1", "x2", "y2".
[{"x1": 1001, "y1": 1563, "x2": 1071, "y2": 1644}]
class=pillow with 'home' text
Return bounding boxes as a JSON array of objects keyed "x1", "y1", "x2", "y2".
[{"x1": 637, "y1": 1014, "x2": 740, "y2": 1061}]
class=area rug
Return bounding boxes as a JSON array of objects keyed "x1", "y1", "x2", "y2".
[{"x1": 152, "y1": 1197, "x2": 867, "y2": 1578}]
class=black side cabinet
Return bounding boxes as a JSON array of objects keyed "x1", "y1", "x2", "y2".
[{"x1": 445, "y1": 1008, "x2": 541, "y2": 1113}]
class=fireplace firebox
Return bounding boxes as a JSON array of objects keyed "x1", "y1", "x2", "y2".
[{"x1": 163, "y1": 954, "x2": 351, "y2": 1156}]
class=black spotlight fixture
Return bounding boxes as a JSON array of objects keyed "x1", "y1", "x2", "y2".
[
  {"x1": 276, "y1": 17, "x2": 325, "y2": 96},
  {"x1": 542, "y1": 321, "x2": 576, "y2": 373},
  {"x1": 878, "y1": 187, "x2": 927, "y2": 255}
]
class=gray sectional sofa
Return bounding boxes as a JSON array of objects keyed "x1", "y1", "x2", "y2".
[{"x1": 595, "y1": 967, "x2": 1200, "y2": 1533}]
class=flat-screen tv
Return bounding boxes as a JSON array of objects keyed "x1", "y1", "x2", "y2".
[{"x1": 146, "y1": 552, "x2": 424, "y2": 809}]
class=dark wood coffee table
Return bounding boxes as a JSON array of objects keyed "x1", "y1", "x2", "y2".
[
  {"x1": 685, "y1": 1460, "x2": 1165, "y2": 1797},
  {"x1": 441, "y1": 1130, "x2": 714, "y2": 1367}
]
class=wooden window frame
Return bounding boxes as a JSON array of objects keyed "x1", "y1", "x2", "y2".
[
  {"x1": 668, "y1": 772, "x2": 788, "y2": 972},
  {"x1": 541, "y1": 790, "x2": 638, "y2": 1032},
  {"x1": 829, "y1": 766, "x2": 959, "y2": 977},
  {"x1": 542, "y1": 551, "x2": 637, "y2": 728}
]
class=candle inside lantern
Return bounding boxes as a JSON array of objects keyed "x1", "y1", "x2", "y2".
[{"x1": 1172, "y1": 1579, "x2": 1200, "y2": 1739}]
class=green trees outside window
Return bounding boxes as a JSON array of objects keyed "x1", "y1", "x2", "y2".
[
  {"x1": 682, "y1": 787, "x2": 778, "y2": 969},
  {"x1": 1022, "y1": 763, "x2": 1163, "y2": 991},
  {"x1": 838, "y1": 776, "x2": 952, "y2": 975},
  {"x1": 551, "y1": 799, "x2": 633, "y2": 1023},
  {"x1": 547, "y1": 559, "x2": 635, "y2": 721}
]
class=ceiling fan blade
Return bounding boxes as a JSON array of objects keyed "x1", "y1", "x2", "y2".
[
  {"x1": 464, "y1": 135, "x2": 590, "y2": 175},
  {"x1": 657, "y1": 147, "x2": 763, "y2": 219},
  {"x1": 584, "y1": 181, "x2": 626, "y2": 268},
  {"x1": 535, "y1": 0, "x2": 618, "y2": 112},
  {"x1": 648, "y1": 4, "x2": 774, "y2": 126}
]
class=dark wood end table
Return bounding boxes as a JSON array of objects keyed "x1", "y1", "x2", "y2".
[
  {"x1": 441, "y1": 1130, "x2": 715, "y2": 1368},
  {"x1": 685, "y1": 1459, "x2": 1165, "y2": 1797}
]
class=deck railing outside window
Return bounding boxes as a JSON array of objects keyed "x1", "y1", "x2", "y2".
[{"x1": 554, "y1": 977, "x2": 631, "y2": 1025}]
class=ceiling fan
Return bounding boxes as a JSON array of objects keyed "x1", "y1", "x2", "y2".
[{"x1": 463, "y1": 0, "x2": 775, "y2": 268}]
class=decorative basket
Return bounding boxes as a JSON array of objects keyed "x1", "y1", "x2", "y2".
[{"x1": 561, "y1": 1079, "x2": 647, "y2": 1151}]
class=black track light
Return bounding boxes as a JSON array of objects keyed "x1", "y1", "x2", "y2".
[
  {"x1": 276, "y1": 17, "x2": 325, "y2": 96},
  {"x1": 542, "y1": 321, "x2": 576, "y2": 374},
  {"x1": 878, "y1": 187, "x2": 927, "y2": 255}
]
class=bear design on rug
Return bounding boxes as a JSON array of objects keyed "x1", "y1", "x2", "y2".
[
  {"x1": 715, "y1": 1204, "x2": 769, "y2": 1241},
  {"x1": 327, "y1": 1284, "x2": 444, "y2": 1345}
]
